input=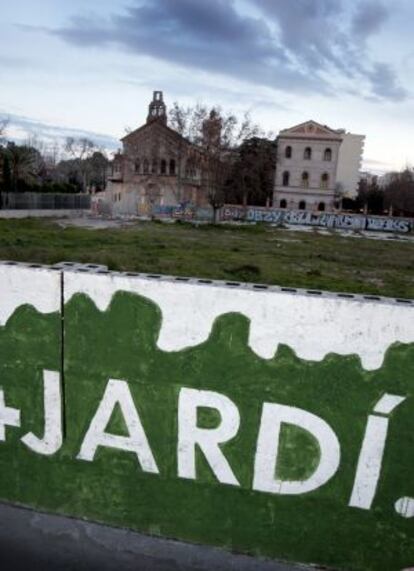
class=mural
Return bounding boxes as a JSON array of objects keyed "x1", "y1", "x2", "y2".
[
  {"x1": 221, "y1": 206, "x2": 413, "y2": 233},
  {"x1": 0, "y1": 263, "x2": 413, "y2": 571}
]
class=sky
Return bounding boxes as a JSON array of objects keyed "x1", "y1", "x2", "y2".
[{"x1": 1, "y1": 0, "x2": 414, "y2": 173}]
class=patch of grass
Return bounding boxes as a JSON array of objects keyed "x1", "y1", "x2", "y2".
[
  {"x1": 306, "y1": 268, "x2": 322, "y2": 278},
  {"x1": 226, "y1": 264, "x2": 262, "y2": 282},
  {"x1": 0, "y1": 218, "x2": 413, "y2": 298}
]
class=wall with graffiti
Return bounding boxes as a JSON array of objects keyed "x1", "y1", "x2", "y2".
[
  {"x1": 0, "y1": 261, "x2": 413, "y2": 570},
  {"x1": 151, "y1": 203, "x2": 213, "y2": 221},
  {"x1": 221, "y1": 206, "x2": 413, "y2": 233}
]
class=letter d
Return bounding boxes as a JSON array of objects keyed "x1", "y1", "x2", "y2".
[{"x1": 253, "y1": 403, "x2": 340, "y2": 495}]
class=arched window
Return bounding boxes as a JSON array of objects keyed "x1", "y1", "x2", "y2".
[
  {"x1": 318, "y1": 202, "x2": 326, "y2": 211},
  {"x1": 151, "y1": 159, "x2": 158, "y2": 174},
  {"x1": 321, "y1": 173, "x2": 329, "y2": 189},
  {"x1": 285, "y1": 146, "x2": 292, "y2": 159},
  {"x1": 299, "y1": 200, "x2": 306, "y2": 210},
  {"x1": 282, "y1": 171, "x2": 290, "y2": 186},
  {"x1": 143, "y1": 159, "x2": 149, "y2": 174},
  {"x1": 160, "y1": 159, "x2": 167, "y2": 175},
  {"x1": 280, "y1": 199, "x2": 287, "y2": 209},
  {"x1": 134, "y1": 159, "x2": 140, "y2": 174},
  {"x1": 169, "y1": 159, "x2": 176, "y2": 175},
  {"x1": 324, "y1": 148, "x2": 332, "y2": 161},
  {"x1": 185, "y1": 159, "x2": 196, "y2": 179},
  {"x1": 301, "y1": 171, "x2": 309, "y2": 188},
  {"x1": 304, "y1": 147, "x2": 312, "y2": 160}
]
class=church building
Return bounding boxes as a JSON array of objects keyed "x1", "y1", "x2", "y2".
[{"x1": 106, "y1": 92, "x2": 208, "y2": 216}]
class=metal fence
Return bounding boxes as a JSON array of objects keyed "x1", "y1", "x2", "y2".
[{"x1": 1, "y1": 193, "x2": 91, "y2": 210}]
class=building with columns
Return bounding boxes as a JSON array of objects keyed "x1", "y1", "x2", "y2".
[{"x1": 273, "y1": 121, "x2": 343, "y2": 212}]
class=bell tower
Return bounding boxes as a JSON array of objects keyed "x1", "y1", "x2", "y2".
[
  {"x1": 202, "y1": 109, "x2": 222, "y2": 151},
  {"x1": 147, "y1": 91, "x2": 167, "y2": 124}
]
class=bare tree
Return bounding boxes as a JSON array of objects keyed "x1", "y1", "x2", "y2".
[
  {"x1": 64, "y1": 137, "x2": 99, "y2": 192},
  {"x1": 44, "y1": 140, "x2": 61, "y2": 169},
  {"x1": 202, "y1": 152, "x2": 233, "y2": 223},
  {"x1": 169, "y1": 103, "x2": 266, "y2": 149},
  {"x1": 383, "y1": 168, "x2": 414, "y2": 216},
  {"x1": 169, "y1": 103, "x2": 273, "y2": 221},
  {"x1": 0, "y1": 119, "x2": 9, "y2": 145},
  {"x1": 64, "y1": 137, "x2": 97, "y2": 161},
  {"x1": 0, "y1": 120, "x2": 8, "y2": 208}
]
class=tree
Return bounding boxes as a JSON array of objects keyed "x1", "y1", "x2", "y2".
[
  {"x1": 86, "y1": 151, "x2": 109, "y2": 192},
  {"x1": 356, "y1": 176, "x2": 384, "y2": 214},
  {"x1": 0, "y1": 120, "x2": 8, "y2": 208},
  {"x1": 0, "y1": 119, "x2": 8, "y2": 144},
  {"x1": 64, "y1": 137, "x2": 100, "y2": 192},
  {"x1": 169, "y1": 104, "x2": 275, "y2": 219},
  {"x1": 168, "y1": 103, "x2": 267, "y2": 148},
  {"x1": 202, "y1": 151, "x2": 233, "y2": 223},
  {"x1": 3, "y1": 143, "x2": 43, "y2": 191},
  {"x1": 383, "y1": 168, "x2": 414, "y2": 216},
  {"x1": 195, "y1": 110, "x2": 232, "y2": 222},
  {"x1": 228, "y1": 137, "x2": 276, "y2": 207}
]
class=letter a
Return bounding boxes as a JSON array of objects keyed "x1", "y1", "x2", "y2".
[
  {"x1": 21, "y1": 370, "x2": 62, "y2": 456},
  {"x1": 77, "y1": 379, "x2": 158, "y2": 474},
  {"x1": 253, "y1": 403, "x2": 340, "y2": 495}
]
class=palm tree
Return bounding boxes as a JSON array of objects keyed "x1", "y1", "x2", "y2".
[{"x1": 5, "y1": 143, "x2": 41, "y2": 191}]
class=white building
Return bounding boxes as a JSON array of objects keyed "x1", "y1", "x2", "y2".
[
  {"x1": 273, "y1": 120, "x2": 342, "y2": 212},
  {"x1": 336, "y1": 132, "x2": 365, "y2": 198}
]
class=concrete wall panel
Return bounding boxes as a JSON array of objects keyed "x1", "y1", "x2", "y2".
[{"x1": 0, "y1": 261, "x2": 62, "y2": 509}]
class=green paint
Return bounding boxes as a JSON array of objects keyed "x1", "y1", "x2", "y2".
[{"x1": 0, "y1": 292, "x2": 413, "y2": 571}]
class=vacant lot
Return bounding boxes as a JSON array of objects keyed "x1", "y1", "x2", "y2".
[{"x1": 0, "y1": 218, "x2": 413, "y2": 298}]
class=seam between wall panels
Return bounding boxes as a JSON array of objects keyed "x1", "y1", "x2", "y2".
[{"x1": 60, "y1": 270, "x2": 67, "y2": 439}]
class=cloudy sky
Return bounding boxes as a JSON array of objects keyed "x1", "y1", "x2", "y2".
[{"x1": 1, "y1": 0, "x2": 414, "y2": 172}]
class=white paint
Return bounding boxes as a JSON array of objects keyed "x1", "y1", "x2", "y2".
[
  {"x1": 373, "y1": 393, "x2": 406, "y2": 415},
  {"x1": 0, "y1": 264, "x2": 61, "y2": 326},
  {"x1": 177, "y1": 388, "x2": 240, "y2": 486},
  {"x1": 395, "y1": 497, "x2": 414, "y2": 518},
  {"x1": 0, "y1": 389, "x2": 21, "y2": 440},
  {"x1": 21, "y1": 370, "x2": 62, "y2": 456},
  {"x1": 349, "y1": 393, "x2": 406, "y2": 510},
  {"x1": 77, "y1": 379, "x2": 159, "y2": 474},
  {"x1": 253, "y1": 403, "x2": 340, "y2": 495},
  {"x1": 63, "y1": 271, "x2": 414, "y2": 371}
]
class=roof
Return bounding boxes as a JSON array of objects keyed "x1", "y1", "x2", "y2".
[
  {"x1": 278, "y1": 120, "x2": 342, "y2": 141},
  {"x1": 121, "y1": 119, "x2": 195, "y2": 147}
]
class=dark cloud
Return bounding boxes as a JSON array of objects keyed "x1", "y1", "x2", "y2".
[
  {"x1": 366, "y1": 62, "x2": 407, "y2": 102},
  {"x1": 49, "y1": 0, "x2": 407, "y2": 101},
  {"x1": 254, "y1": 0, "x2": 350, "y2": 70},
  {"x1": 351, "y1": 1, "x2": 389, "y2": 37}
]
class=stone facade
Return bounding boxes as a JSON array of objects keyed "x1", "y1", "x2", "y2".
[
  {"x1": 273, "y1": 120, "x2": 343, "y2": 212},
  {"x1": 106, "y1": 92, "x2": 207, "y2": 217}
]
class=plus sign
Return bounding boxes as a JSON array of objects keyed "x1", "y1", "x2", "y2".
[{"x1": 0, "y1": 389, "x2": 20, "y2": 441}]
